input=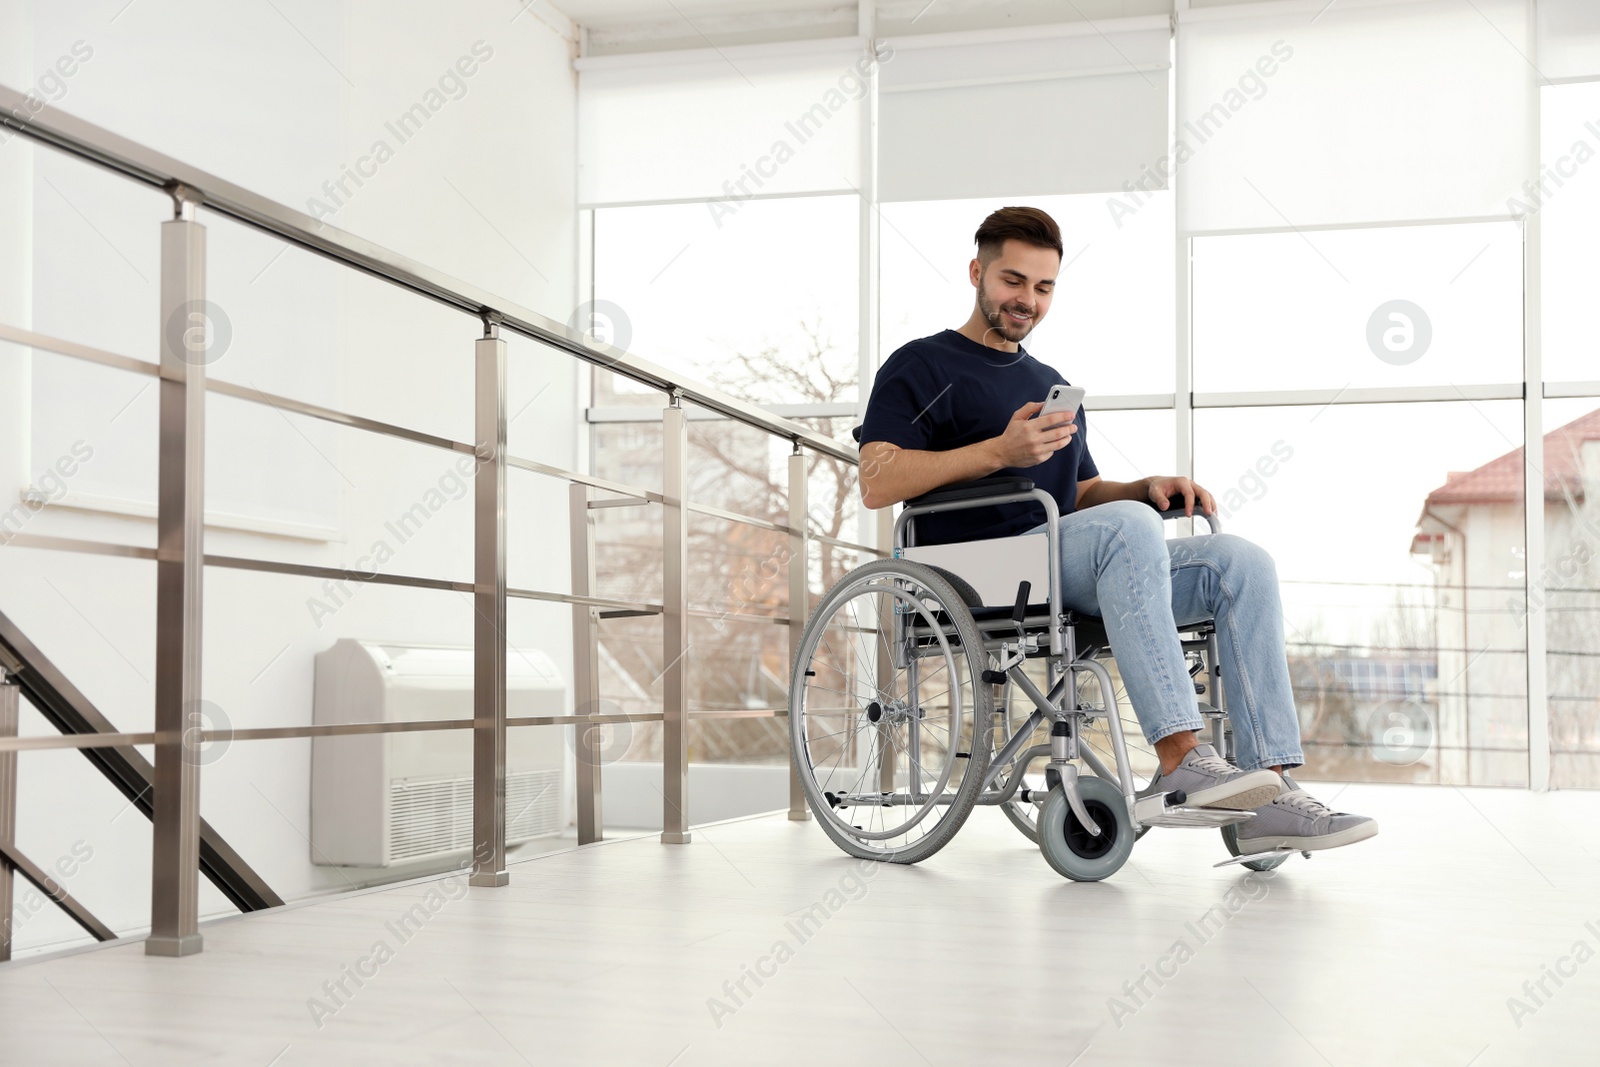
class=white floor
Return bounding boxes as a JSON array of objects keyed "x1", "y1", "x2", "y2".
[{"x1": 2, "y1": 781, "x2": 1598, "y2": 1066}]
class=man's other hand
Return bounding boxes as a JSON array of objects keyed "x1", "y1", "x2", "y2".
[
  {"x1": 1145, "y1": 476, "x2": 1216, "y2": 517},
  {"x1": 989, "y1": 401, "x2": 1077, "y2": 468}
]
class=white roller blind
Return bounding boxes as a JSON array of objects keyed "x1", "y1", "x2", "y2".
[
  {"x1": 1176, "y1": 0, "x2": 1536, "y2": 233},
  {"x1": 1539, "y1": 0, "x2": 1600, "y2": 82},
  {"x1": 577, "y1": 41, "x2": 869, "y2": 205},
  {"x1": 878, "y1": 22, "x2": 1171, "y2": 202}
]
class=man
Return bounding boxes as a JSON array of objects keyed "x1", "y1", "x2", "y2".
[{"x1": 857, "y1": 206, "x2": 1375, "y2": 854}]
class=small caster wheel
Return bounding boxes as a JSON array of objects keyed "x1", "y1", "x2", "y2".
[
  {"x1": 1038, "y1": 775, "x2": 1135, "y2": 882},
  {"x1": 1220, "y1": 823, "x2": 1289, "y2": 872}
]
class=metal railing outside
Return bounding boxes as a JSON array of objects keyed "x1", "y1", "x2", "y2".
[{"x1": 0, "y1": 81, "x2": 882, "y2": 958}]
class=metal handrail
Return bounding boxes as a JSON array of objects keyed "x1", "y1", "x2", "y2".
[
  {"x1": 686, "y1": 500, "x2": 797, "y2": 536},
  {"x1": 0, "y1": 79, "x2": 884, "y2": 953},
  {"x1": 0, "y1": 714, "x2": 669, "y2": 753},
  {"x1": 0, "y1": 83, "x2": 857, "y2": 465}
]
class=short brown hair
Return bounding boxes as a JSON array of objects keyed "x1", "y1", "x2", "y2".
[{"x1": 974, "y1": 206, "x2": 1063, "y2": 265}]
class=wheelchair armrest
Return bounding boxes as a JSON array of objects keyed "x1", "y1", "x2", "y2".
[
  {"x1": 905, "y1": 477, "x2": 1035, "y2": 509},
  {"x1": 1152, "y1": 501, "x2": 1222, "y2": 533}
]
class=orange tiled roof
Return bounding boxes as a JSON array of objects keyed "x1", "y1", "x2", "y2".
[{"x1": 1423, "y1": 406, "x2": 1600, "y2": 506}]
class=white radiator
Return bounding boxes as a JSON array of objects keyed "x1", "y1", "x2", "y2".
[{"x1": 310, "y1": 640, "x2": 568, "y2": 867}]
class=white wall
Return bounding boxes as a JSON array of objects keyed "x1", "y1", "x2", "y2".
[
  {"x1": 0, "y1": 0, "x2": 33, "y2": 520},
  {"x1": 0, "y1": 0, "x2": 581, "y2": 955}
]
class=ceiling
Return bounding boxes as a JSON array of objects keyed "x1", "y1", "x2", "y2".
[
  {"x1": 555, "y1": 0, "x2": 827, "y2": 17},
  {"x1": 553, "y1": 0, "x2": 1169, "y2": 18},
  {"x1": 552, "y1": 0, "x2": 1175, "y2": 55}
]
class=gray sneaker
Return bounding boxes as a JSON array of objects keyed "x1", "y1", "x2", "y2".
[
  {"x1": 1235, "y1": 786, "x2": 1378, "y2": 852},
  {"x1": 1155, "y1": 743, "x2": 1285, "y2": 810}
]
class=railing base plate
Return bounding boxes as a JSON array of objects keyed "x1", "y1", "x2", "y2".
[{"x1": 144, "y1": 933, "x2": 203, "y2": 957}]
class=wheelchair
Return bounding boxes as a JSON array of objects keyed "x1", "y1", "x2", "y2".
[{"x1": 788, "y1": 476, "x2": 1302, "y2": 881}]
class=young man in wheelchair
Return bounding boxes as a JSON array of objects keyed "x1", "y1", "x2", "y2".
[{"x1": 855, "y1": 206, "x2": 1376, "y2": 855}]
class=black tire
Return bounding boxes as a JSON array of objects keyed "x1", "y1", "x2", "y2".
[{"x1": 923, "y1": 565, "x2": 985, "y2": 611}]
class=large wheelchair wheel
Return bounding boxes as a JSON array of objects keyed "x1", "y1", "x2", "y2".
[
  {"x1": 1038, "y1": 774, "x2": 1136, "y2": 882},
  {"x1": 789, "y1": 559, "x2": 993, "y2": 865}
]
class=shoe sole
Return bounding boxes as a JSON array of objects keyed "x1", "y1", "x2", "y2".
[
  {"x1": 1180, "y1": 771, "x2": 1285, "y2": 811},
  {"x1": 1237, "y1": 820, "x2": 1379, "y2": 852}
]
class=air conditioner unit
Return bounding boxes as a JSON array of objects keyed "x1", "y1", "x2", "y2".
[{"x1": 311, "y1": 640, "x2": 567, "y2": 867}]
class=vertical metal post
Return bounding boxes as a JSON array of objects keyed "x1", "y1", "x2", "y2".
[
  {"x1": 1523, "y1": 2, "x2": 1549, "y2": 792},
  {"x1": 661, "y1": 397, "x2": 691, "y2": 843},
  {"x1": 1523, "y1": 226, "x2": 1549, "y2": 791},
  {"x1": 1173, "y1": 15, "x2": 1195, "y2": 541},
  {"x1": 876, "y1": 507, "x2": 896, "y2": 792},
  {"x1": 147, "y1": 188, "x2": 205, "y2": 957},
  {"x1": 471, "y1": 319, "x2": 509, "y2": 886},
  {"x1": 1175, "y1": 233, "x2": 1194, "y2": 540},
  {"x1": 906, "y1": 655, "x2": 921, "y2": 795},
  {"x1": 1206, "y1": 630, "x2": 1228, "y2": 760},
  {"x1": 0, "y1": 678, "x2": 17, "y2": 962},
  {"x1": 570, "y1": 481, "x2": 603, "y2": 843},
  {"x1": 854, "y1": 23, "x2": 883, "y2": 605},
  {"x1": 787, "y1": 446, "x2": 810, "y2": 820},
  {"x1": 856, "y1": 23, "x2": 881, "y2": 436}
]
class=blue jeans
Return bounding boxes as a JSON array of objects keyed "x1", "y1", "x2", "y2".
[{"x1": 1026, "y1": 499, "x2": 1304, "y2": 771}]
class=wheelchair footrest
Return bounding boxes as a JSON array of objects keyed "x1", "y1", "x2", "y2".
[
  {"x1": 1213, "y1": 848, "x2": 1309, "y2": 868},
  {"x1": 1138, "y1": 806, "x2": 1256, "y2": 829}
]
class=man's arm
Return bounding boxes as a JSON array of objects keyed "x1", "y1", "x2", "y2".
[
  {"x1": 1076, "y1": 474, "x2": 1217, "y2": 516},
  {"x1": 1075, "y1": 475, "x2": 1145, "y2": 510},
  {"x1": 859, "y1": 401, "x2": 1077, "y2": 510}
]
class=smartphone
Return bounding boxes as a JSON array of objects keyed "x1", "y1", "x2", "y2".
[{"x1": 1039, "y1": 384, "x2": 1085, "y2": 420}]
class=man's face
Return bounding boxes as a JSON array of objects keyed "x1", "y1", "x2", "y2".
[{"x1": 971, "y1": 239, "x2": 1059, "y2": 344}]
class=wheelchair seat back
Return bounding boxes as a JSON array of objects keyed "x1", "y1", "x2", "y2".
[{"x1": 900, "y1": 533, "x2": 1051, "y2": 611}]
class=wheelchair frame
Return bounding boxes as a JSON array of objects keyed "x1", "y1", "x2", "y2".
[
  {"x1": 894, "y1": 483, "x2": 1248, "y2": 836},
  {"x1": 788, "y1": 476, "x2": 1298, "y2": 880}
]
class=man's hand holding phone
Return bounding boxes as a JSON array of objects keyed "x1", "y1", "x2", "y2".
[{"x1": 990, "y1": 398, "x2": 1078, "y2": 468}]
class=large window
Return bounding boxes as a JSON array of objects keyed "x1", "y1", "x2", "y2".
[
  {"x1": 1195, "y1": 401, "x2": 1527, "y2": 787},
  {"x1": 1192, "y1": 222, "x2": 1523, "y2": 394},
  {"x1": 1193, "y1": 220, "x2": 1532, "y2": 786},
  {"x1": 576, "y1": 12, "x2": 1600, "y2": 794},
  {"x1": 591, "y1": 195, "x2": 859, "y2": 406},
  {"x1": 587, "y1": 194, "x2": 863, "y2": 804}
]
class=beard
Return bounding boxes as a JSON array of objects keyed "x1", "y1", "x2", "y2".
[{"x1": 977, "y1": 285, "x2": 1036, "y2": 344}]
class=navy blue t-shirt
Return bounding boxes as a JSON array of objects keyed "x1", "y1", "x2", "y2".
[{"x1": 860, "y1": 329, "x2": 1098, "y2": 545}]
